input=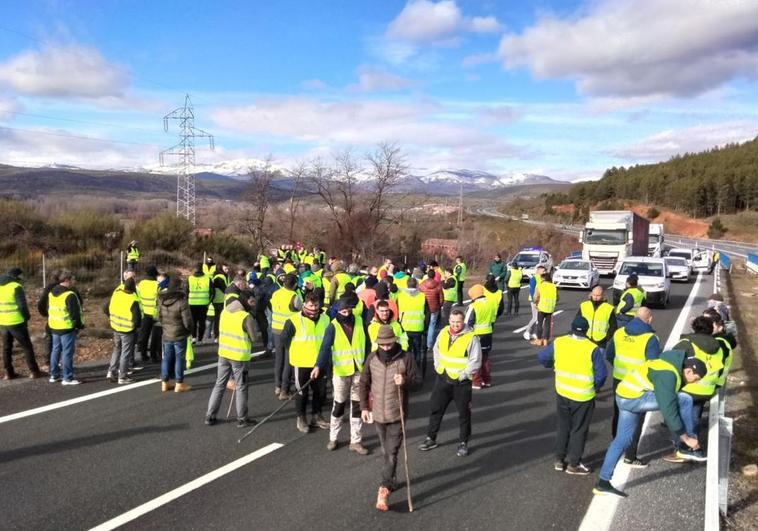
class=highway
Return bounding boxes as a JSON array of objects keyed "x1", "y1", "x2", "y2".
[{"x1": 0, "y1": 275, "x2": 714, "y2": 530}]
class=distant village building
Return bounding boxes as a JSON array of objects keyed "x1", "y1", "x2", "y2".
[{"x1": 422, "y1": 238, "x2": 459, "y2": 260}]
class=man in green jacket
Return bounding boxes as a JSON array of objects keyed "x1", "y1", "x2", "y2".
[{"x1": 489, "y1": 254, "x2": 507, "y2": 291}]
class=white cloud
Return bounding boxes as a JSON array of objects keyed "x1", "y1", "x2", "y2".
[
  {"x1": 387, "y1": 1, "x2": 463, "y2": 43},
  {"x1": 0, "y1": 44, "x2": 130, "y2": 100},
  {"x1": 0, "y1": 97, "x2": 21, "y2": 119},
  {"x1": 349, "y1": 66, "x2": 414, "y2": 93},
  {"x1": 301, "y1": 79, "x2": 328, "y2": 91},
  {"x1": 607, "y1": 121, "x2": 758, "y2": 162},
  {"x1": 467, "y1": 16, "x2": 501, "y2": 34},
  {"x1": 462, "y1": 52, "x2": 497, "y2": 68},
  {"x1": 477, "y1": 104, "x2": 521, "y2": 125},
  {"x1": 498, "y1": 0, "x2": 758, "y2": 98}
]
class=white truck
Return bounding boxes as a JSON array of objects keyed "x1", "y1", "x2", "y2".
[
  {"x1": 648, "y1": 223, "x2": 664, "y2": 257},
  {"x1": 580, "y1": 211, "x2": 650, "y2": 275}
]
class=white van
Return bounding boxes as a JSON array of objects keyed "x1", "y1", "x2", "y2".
[
  {"x1": 612, "y1": 257, "x2": 670, "y2": 308},
  {"x1": 666, "y1": 247, "x2": 712, "y2": 274}
]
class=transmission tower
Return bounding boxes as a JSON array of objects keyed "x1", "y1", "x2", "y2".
[
  {"x1": 457, "y1": 183, "x2": 463, "y2": 226},
  {"x1": 160, "y1": 94, "x2": 214, "y2": 226}
]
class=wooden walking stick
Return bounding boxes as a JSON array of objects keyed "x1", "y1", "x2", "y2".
[
  {"x1": 397, "y1": 383, "x2": 414, "y2": 512},
  {"x1": 226, "y1": 387, "x2": 236, "y2": 419}
]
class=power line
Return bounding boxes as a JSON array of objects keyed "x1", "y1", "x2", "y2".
[
  {"x1": 0, "y1": 124, "x2": 162, "y2": 148},
  {"x1": 1, "y1": 110, "x2": 163, "y2": 135}
]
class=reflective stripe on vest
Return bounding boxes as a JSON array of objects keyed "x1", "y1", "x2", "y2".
[
  {"x1": 611, "y1": 328, "x2": 656, "y2": 380},
  {"x1": 368, "y1": 320, "x2": 409, "y2": 351},
  {"x1": 398, "y1": 291, "x2": 425, "y2": 332},
  {"x1": 48, "y1": 291, "x2": 76, "y2": 330},
  {"x1": 127, "y1": 247, "x2": 140, "y2": 262},
  {"x1": 483, "y1": 289, "x2": 502, "y2": 324},
  {"x1": 332, "y1": 316, "x2": 367, "y2": 376},
  {"x1": 616, "y1": 288, "x2": 645, "y2": 316},
  {"x1": 289, "y1": 313, "x2": 329, "y2": 367},
  {"x1": 109, "y1": 288, "x2": 139, "y2": 332},
  {"x1": 188, "y1": 275, "x2": 211, "y2": 306},
  {"x1": 436, "y1": 327, "x2": 474, "y2": 380},
  {"x1": 553, "y1": 335, "x2": 596, "y2": 402},
  {"x1": 715, "y1": 336, "x2": 732, "y2": 387},
  {"x1": 137, "y1": 279, "x2": 158, "y2": 318},
  {"x1": 579, "y1": 300, "x2": 613, "y2": 343},
  {"x1": 218, "y1": 309, "x2": 252, "y2": 361},
  {"x1": 471, "y1": 298, "x2": 494, "y2": 335},
  {"x1": 271, "y1": 288, "x2": 299, "y2": 332},
  {"x1": 681, "y1": 339, "x2": 724, "y2": 396},
  {"x1": 0, "y1": 281, "x2": 24, "y2": 326},
  {"x1": 207, "y1": 302, "x2": 216, "y2": 318},
  {"x1": 537, "y1": 282, "x2": 557, "y2": 313},
  {"x1": 616, "y1": 359, "x2": 681, "y2": 399},
  {"x1": 507, "y1": 269, "x2": 523, "y2": 288}
]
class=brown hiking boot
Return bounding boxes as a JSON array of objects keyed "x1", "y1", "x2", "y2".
[
  {"x1": 375, "y1": 486, "x2": 390, "y2": 511},
  {"x1": 349, "y1": 442, "x2": 370, "y2": 455},
  {"x1": 326, "y1": 440, "x2": 338, "y2": 451},
  {"x1": 161, "y1": 381, "x2": 174, "y2": 392},
  {"x1": 279, "y1": 389, "x2": 292, "y2": 401},
  {"x1": 174, "y1": 382, "x2": 192, "y2": 393},
  {"x1": 296, "y1": 416, "x2": 309, "y2": 433},
  {"x1": 311, "y1": 414, "x2": 330, "y2": 430}
]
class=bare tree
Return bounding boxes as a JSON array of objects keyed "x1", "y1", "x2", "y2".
[
  {"x1": 287, "y1": 161, "x2": 306, "y2": 242},
  {"x1": 366, "y1": 142, "x2": 407, "y2": 233},
  {"x1": 243, "y1": 155, "x2": 277, "y2": 252}
]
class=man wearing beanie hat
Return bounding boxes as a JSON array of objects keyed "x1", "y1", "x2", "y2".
[
  {"x1": 539, "y1": 316, "x2": 607, "y2": 474},
  {"x1": 313, "y1": 294, "x2": 371, "y2": 453},
  {"x1": 465, "y1": 283, "x2": 496, "y2": 389},
  {"x1": 594, "y1": 350, "x2": 707, "y2": 498},
  {"x1": 359, "y1": 324, "x2": 421, "y2": 511},
  {"x1": 1, "y1": 268, "x2": 43, "y2": 379},
  {"x1": 136, "y1": 265, "x2": 161, "y2": 364}
]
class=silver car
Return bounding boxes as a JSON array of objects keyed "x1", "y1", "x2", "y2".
[{"x1": 664, "y1": 256, "x2": 691, "y2": 282}]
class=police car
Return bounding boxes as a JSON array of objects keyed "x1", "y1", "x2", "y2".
[
  {"x1": 553, "y1": 259, "x2": 600, "y2": 290},
  {"x1": 510, "y1": 247, "x2": 553, "y2": 280}
]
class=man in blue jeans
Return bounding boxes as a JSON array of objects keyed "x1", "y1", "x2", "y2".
[
  {"x1": 47, "y1": 271, "x2": 84, "y2": 385},
  {"x1": 594, "y1": 351, "x2": 708, "y2": 497}
]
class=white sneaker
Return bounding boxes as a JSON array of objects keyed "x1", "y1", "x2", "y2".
[
  {"x1": 49, "y1": 377, "x2": 60, "y2": 383},
  {"x1": 62, "y1": 379, "x2": 81, "y2": 386},
  {"x1": 522, "y1": 331, "x2": 531, "y2": 341}
]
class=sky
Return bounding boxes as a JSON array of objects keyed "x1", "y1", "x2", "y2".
[{"x1": 1, "y1": 0, "x2": 758, "y2": 181}]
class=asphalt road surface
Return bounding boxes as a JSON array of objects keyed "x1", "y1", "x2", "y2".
[{"x1": 0, "y1": 275, "x2": 713, "y2": 531}]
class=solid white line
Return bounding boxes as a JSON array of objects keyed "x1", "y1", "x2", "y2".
[
  {"x1": 577, "y1": 274, "x2": 704, "y2": 531},
  {"x1": 513, "y1": 310, "x2": 563, "y2": 334},
  {"x1": 0, "y1": 350, "x2": 265, "y2": 425},
  {"x1": 89, "y1": 442, "x2": 283, "y2": 531}
]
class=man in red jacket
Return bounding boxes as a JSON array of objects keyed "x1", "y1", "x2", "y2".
[{"x1": 419, "y1": 269, "x2": 444, "y2": 353}]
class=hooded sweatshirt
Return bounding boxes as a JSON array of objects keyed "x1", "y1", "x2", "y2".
[
  {"x1": 605, "y1": 317, "x2": 661, "y2": 367},
  {"x1": 0, "y1": 274, "x2": 30, "y2": 322},
  {"x1": 158, "y1": 288, "x2": 193, "y2": 342}
]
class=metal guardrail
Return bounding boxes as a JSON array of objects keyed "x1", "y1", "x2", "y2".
[
  {"x1": 747, "y1": 253, "x2": 758, "y2": 275},
  {"x1": 704, "y1": 266, "x2": 734, "y2": 530}
]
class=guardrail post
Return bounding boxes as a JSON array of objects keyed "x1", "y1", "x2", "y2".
[
  {"x1": 704, "y1": 393, "x2": 720, "y2": 531},
  {"x1": 719, "y1": 416, "x2": 733, "y2": 517}
]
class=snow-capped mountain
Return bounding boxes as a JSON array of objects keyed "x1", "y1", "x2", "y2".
[
  {"x1": 399, "y1": 169, "x2": 562, "y2": 194},
  {"x1": 142, "y1": 158, "x2": 284, "y2": 178}
]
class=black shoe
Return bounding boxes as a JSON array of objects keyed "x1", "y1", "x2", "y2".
[
  {"x1": 457, "y1": 442, "x2": 469, "y2": 457},
  {"x1": 418, "y1": 437, "x2": 438, "y2": 451},
  {"x1": 204, "y1": 416, "x2": 217, "y2": 426},
  {"x1": 593, "y1": 479, "x2": 627, "y2": 498},
  {"x1": 237, "y1": 418, "x2": 258, "y2": 428}
]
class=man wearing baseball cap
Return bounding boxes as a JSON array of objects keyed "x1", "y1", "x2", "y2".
[{"x1": 594, "y1": 350, "x2": 707, "y2": 498}]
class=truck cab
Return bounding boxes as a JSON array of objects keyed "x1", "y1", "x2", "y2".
[
  {"x1": 648, "y1": 223, "x2": 664, "y2": 257},
  {"x1": 581, "y1": 211, "x2": 650, "y2": 276}
]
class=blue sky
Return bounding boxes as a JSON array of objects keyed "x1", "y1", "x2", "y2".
[{"x1": 1, "y1": 0, "x2": 757, "y2": 180}]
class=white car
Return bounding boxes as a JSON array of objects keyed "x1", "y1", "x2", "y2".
[
  {"x1": 666, "y1": 247, "x2": 712, "y2": 274},
  {"x1": 553, "y1": 260, "x2": 600, "y2": 289},
  {"x1": 664, "y1": 256, "x2": 691, "y2": 282},
  {"x1": 511, "y1": 247, "x2": 554, "y2": 280},
  {"x1": 612, "y1": 257, "x2": 670, "y2": 308}
]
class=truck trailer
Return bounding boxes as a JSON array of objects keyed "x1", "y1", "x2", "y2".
[{"x1": 580, "y1": 211, "x2": 650, "y2": 275}]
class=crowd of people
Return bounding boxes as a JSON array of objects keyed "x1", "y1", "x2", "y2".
[{"x1": 0, "y1": 242, "x2": 736, "y2": 510}]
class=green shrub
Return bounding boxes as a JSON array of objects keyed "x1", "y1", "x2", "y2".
[
  {"x1": 734, "y1": 210, "x2": 758, "y2": 227},
  {"x1": 52, "y1": 209, "x2": 123, "y2": 251},
  {"x1": 193, "y1": 232, "x2": 256, "y2": 265},
  {"x1": 647, "y1": 207, "x2": 660, "y2": 219},
  {"x1": 131, "y1": 212, "x2": 193, "y2": 252},
  {"x1": 707, "y1": 218, "x2": 728, "y2": 239}
]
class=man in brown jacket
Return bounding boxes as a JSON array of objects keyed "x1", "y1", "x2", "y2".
[{"x1": 359, "y1": 325, "x2": 421, "y2": 512}]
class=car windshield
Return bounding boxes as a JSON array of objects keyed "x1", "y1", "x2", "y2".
[
  {"x1": 665, "y1": 258, "x2": 687, "y2": 267},
  {"x1": 583, "y1": 229, "x2": 626, "y2": 244},
  {"x1": 668, "y1": 251, "x2": 691, "y2": 260},
  {"x1": 648, "y1": 235, "x2": 660, "y2": 245},
  {"x1": 619, "y1": 262, "x2": 664, "y2": 277},
  {"x1": 559, "y1": 261, "x2": 589, "y2": 271},
  {"x1": 514, "y1": 253, "x2": 540, "y2": 266}
]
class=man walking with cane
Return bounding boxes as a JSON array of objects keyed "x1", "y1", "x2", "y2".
[{"x1": 359, "y1": 325, "x2": 421, "y2": 511}]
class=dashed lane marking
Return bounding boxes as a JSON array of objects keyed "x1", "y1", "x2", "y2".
[{"x1": 513, "y1": 310, "x2": 564, "y2": 334}]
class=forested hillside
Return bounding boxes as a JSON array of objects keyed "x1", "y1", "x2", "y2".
[{"x1": 546, "y1": 136, "x2": 758, "y2": 218}]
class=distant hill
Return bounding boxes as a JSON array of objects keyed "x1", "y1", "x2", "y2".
[{"x1": 549, "y1": 136, "x2": 758, "y2": 217}]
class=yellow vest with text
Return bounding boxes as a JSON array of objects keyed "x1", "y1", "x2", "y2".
[
  {"x1": 537, "y1": 282, "x2": 557, "y2": 313},
  {"x1": 332, "y1": 316, "x2": 367, "y2": 376},
  {"x1": 611, "y1": 327, "x2": 656, "y2": 380},
  {"x1": 616, "y1": 359, "x2": 681, "y2": 399},
  {"x1": 127, "y1": 247, "x2": 140, "y2": 262},
  {"x1": 288, "y1": 313, "x2": 329, "y2": 367},
  {"x1": 681, "y1": 339, "x2": 724, "y2": 396},
  {"x1": 218, "y1": 309, "x2": 252, "y2": 361},
  {"x1": 616, "y1": 287, "x2": 645, "y2": 316},
  {"x1": 137, "y1": 279, "x2": 158, "y2": 318},
  {"x1": 398, "y1": 290, "x2": 425, "y2": 332},
  {"x1": 0, "y1": 281, "x2": 24, "y2": 326},
  {"x1": 271, "y1": 288, "x2": 299, "y2": 332},
  {"x1": 579, "y1": 300, "x2": 614, "y2": 343},
  {"x1": 436, "y1": 327, "x2": 474, "y2": 380},
  {"x1": 553, "y1": 335, "x2": 597, "y2": 402},
  {"x1": 109, "y1": 288, "x2": 139, "y2": 333},
  {"x1": 188, "y1": 275, "x2": 211, "y2": 306}
]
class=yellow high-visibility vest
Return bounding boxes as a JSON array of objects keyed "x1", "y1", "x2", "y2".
[
  {"x1": 188, "y1": 275, "x2": 211, "y2": 306},
  {"x1": 483, "y1": 289, "x2": 502, "y2": 324},
  {"x1": 288, "y1": 313, "x2": 329, "y2": 367},
  {"x1": 436, "y1": 326, "x2": 474, "y2": 380},
  {"x1": 553, "y1": 335, "x2": 597, "y2": 402},
  {"x1": 537, "y1": 282, "x2": 557, "y2": 313},
  {"x1": 681, "y1": 339, "x2": 723, "y2": 396},
  {"x1": 507, "y1": 269, "x2": 523, "y2": 288},
  {"x1": 137, "y1": 279, "x2": 158, "y2": 318},
  {"x1": 218, "y1": 309, "x2": 252, "y2": 361},
  {"x1": 579, "y1": 300, "x2": 614, "y2": 343},
  {"x1": 397, "y1": 290, "x2": 425, "y2": 332},
  {"x1": 611, "y1": 327, "x2": 656, "y2": 380},
  {"x1": 271, "y1": 288, "x2": 299, "y2": 332},
  {"x1": 331, "y1": 316, "x2": 367, "y2": 377},
  {"x1": 48, "y1": 291, "x2": 77, "y2": 331},
  {"x1": 471, "y1": 298, "x2": 494, "y2": 335},
  {"x1": 109, "y1": 288, "x2": 139, "y2": 333},
  {"x1": 0, "y1": 281, "x2": 24, "y2": 326},
  {"x1": 616, "y1": 359, "x2": 681, "y2": 399},
  {"x1": 616, "y1": 287, "x2": 645, "y2": 316},
  {"x1": 368, "y1": 320, "x2": 409, "y2": 350}
]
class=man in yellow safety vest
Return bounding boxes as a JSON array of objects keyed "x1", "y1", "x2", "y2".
[
  {"x1": 136, "y1": 265, "x2": 161, "y2": 364},
  {"x1": 533, "y1": 272, "x2": 558, "y2": 346},
  {"x1": 539, "y1": 316, "x2": 607, "y2": 474},
  {"x1": 47, "y1": 271, "x2": 84, "y2": 385},
  {"x1": 187, "y1": 263, "x2": 213, "y2": 343},
  {"x1": 615, "y1": 275, "x2": 645, "y2": 326},
  {"x1": 466, "y1": 283, "x2": 497, "y2": 389},
  {"x1": 397, "y1": 277, "x2": 427, "y2": 374},
  {"x1": 1, "y1": 267, "x2": 43, "y2": 379},
  {"x1": 104, "y1": 277, "x2": 142, "y2": 385},
  {"x1": 576, "y1": 286, "x2": 617, "y2": 349},
  {"x1": 271, "y1": 274, "x2": 303, "y2": 400}
]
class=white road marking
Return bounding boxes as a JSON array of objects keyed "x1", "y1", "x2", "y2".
[
  {"x1": 513, "y1": 310, "x2": 563, "y2": 334},
  {"x1": 0, "y1": 350, "x2": 266, "y2": 425},
  {"x1": 89, "y1": 442, "x2": 283, "y2": 531},
  {"x1": 577, "y1": 273, "x2": 704, "y2": 531}
]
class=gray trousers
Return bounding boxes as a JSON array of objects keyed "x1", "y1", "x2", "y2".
[
  {"x1": 109, "y1": 331, "x2": 136, "y2": 378},
  {"x1": 524, "y1": 302, "x2": 539, "y2": 338},
  {"x1": 206, "y1": 357, "x2": 249, "y2": 421}
]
